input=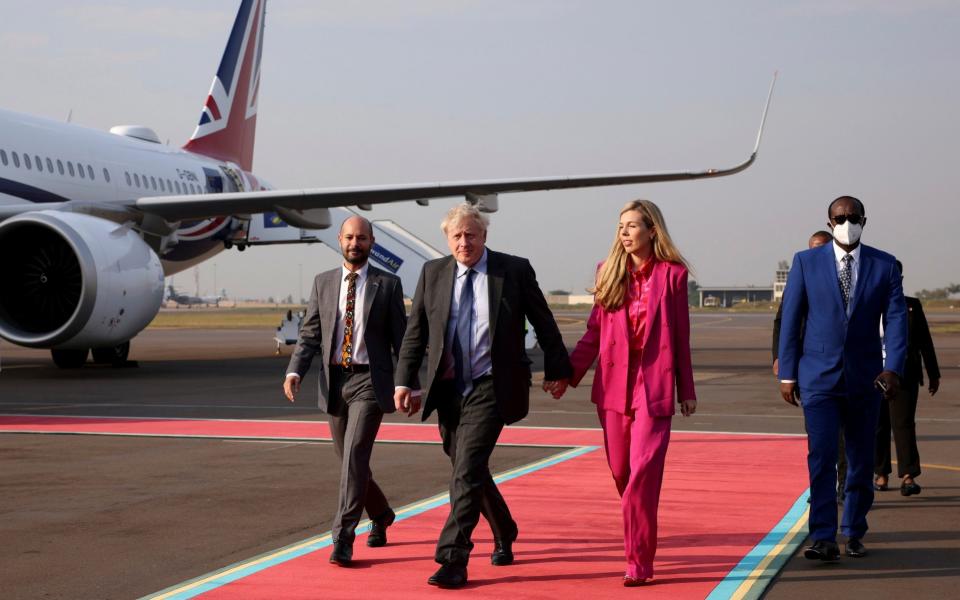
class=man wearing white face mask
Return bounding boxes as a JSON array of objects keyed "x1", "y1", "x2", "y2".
[{"x1": 778, "y1": 196, "x2": 907, "y2": 563}]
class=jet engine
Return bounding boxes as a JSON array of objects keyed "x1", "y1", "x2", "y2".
[{"x1": 0, "y1": 211, "x2": 164, "y2": 365}]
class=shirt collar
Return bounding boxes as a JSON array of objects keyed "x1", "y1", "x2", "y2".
[
  {"x1": 341, "y1": 262, "x2": 369, "y2": 282},
  {"x1": 456, "y1": 248, "x2": 488, "y2": 277},
  {"x1": 628, "y1": 256, "x2": 656, "y2": 278},
  {"x1": 832, "y1": 241, "x2": 861, "y2": 264}
]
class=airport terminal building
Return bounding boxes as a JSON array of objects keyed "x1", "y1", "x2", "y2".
[{"x1": 698, "y1": 264, "x2": 788, "y2": 308}]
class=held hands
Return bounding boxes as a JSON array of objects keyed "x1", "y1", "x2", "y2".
[
  {"x1": 542, "y1": 378, "x2": 569, "y2": 399},
  {"x1": 394, "y1": 388, "x2": 422, "y2": 417},
  {"x1": 779, "y1": 381, "x2": 800, "y2": 407},
  {"x1": 283, "y1": 375, "x2": 300, "y2": 402}
]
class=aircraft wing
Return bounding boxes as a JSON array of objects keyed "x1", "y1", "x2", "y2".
[{"x1": 136, "y1": 75, "x2": 775, "y2": 222}]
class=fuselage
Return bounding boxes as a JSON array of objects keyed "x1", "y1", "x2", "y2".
[{"x1": 0, "y1": 107, "x2": 272, "y2": 275}]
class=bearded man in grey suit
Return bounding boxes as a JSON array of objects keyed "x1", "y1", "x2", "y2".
[
  {"x1": 284, "y1": 215, "x2": 415, "y2": 566},
  {"x1": 394, "y1": 203, "x2": 572, "y2": 588}
]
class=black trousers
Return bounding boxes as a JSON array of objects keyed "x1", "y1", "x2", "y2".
[
  {"x1": 327, "y1": 368, "x2": 390, "y2": 544},
  {"x1": 875, "y1": 382, "x2": 921, "y2": 478},
  {"x1": 434, "y1": 377, "x2": 518, "y2": 566}
]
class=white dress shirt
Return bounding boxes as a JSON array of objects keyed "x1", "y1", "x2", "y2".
[
  {"x1": 333, "y1": 263, "x2": 370, "y2": 365},
  {"x1": 444, "y1": 249, "x2": 492, "y2": 381}
]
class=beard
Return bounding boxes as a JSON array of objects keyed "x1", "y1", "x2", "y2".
[{"x1": 343, "y1": 247, "x2": 369, "y2": 265}]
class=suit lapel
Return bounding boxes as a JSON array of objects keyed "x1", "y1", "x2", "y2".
[
  {"x1": 641, "y1": 260, "x2": 667, "y2": 348},
  {"x1": 820, "y1": 244, "x2": 846, "y2": 318},
  {"x1": 850, "y1": 247, "x2": 872, "y2": 315},
  {"x1": 486, "y1": 250, "x2": 503, "y2": 342},
  {"x1": 362, "y1": 267, "x2": 380, "y2": 327},
  {"x1": 435, "y1": 256, "x2": 457, "y2": 336},
  {"x1": 322, "y1": 269, "x2": 341, "y2": 361}
]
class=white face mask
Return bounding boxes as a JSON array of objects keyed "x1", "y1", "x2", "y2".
[{"x1": 832, "y1": 221, "x2": 862, "y2": 245}]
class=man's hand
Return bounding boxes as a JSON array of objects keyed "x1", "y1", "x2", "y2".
[
  {"x1": 929, "y1": 378, "x2": 940, "y2": 396},
  {"x1": 680, "y1": 399, "x2": 697, "y2": 417},
  {"x1": 779, "y1": 381, "x2": 800, "y2": 406},
  {"x1": 875, "y1": 370, "x2": 900, "y2": 401},
  {"x1": 394, "y1": 388, "x2": 421, "y2": 417},
  {"x1": 772, "y1": 358, "x2": 779, "y2": 377},
  {"x1": 543, "y1": 378, "x2": 569, "y2": 399},
  {"x1": 283, "y1": 375, "x2": 300, "y2": 402}
]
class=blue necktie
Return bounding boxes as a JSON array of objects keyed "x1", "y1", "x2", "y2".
[{"x1": 453, "y1": 269, "x2": 475, "y2": 396}]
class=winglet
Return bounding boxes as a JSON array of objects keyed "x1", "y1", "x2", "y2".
[{"x1": 752, "y1": 71, "x2": 777, "y2": 157}]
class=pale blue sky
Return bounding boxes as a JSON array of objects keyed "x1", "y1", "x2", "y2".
[{"x1": 2, "y1": 1, "x2": 958, "y2": 298}]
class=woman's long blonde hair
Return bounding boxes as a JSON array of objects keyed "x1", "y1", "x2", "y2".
[{"x1": 591, "y1": 200, "x2": 691, "y2": 311}]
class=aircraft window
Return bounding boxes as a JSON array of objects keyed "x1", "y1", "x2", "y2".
[
  {"x1": 159, "y1": 178, "x2": 166, "y2": 192},
  {"x1": 78, "y1": 163, "x2": 85, "y2": 178},
  {"x1": 175, "y1": 181, "x2": 182, "y2": 194},
  {"x1": 141, "y1": 174, "x2": 149, "y2": 188},
  {"x1": 134, "y1": 173, "x2": 141, "y2": 187},
  {"x1": 68, "y1": 162, "x2": 76, "y2": 177},
  {"x1": 12, "y1": 152, "x2": 20, "y2": 168},
  {"x1": 150, "y1": 176, "x2": 157, "y2": 190},
  {"x1": 125, "y1": 172, "x2": 132, "y2": 186},
  {"x1": 46, "y1": 157, "x2": 53, "y2": 172},
  {"x1": 167, "y1": 179, "x2": 174, "y2": 193},
  {"x1": 87, "y1": 165, "x2": 95, "y2": 180},
  {"x1": 103, "y1": 168, "x2": 110, "y2": 183},
  {"x1": 57, "y1": 159, "x2": 64, "y2": 175},
  {"x1": 0, "y1": 149, "x2": 6, "y2": 166},
  {"x1": 35, "y1": 155, "x2": 43, "y2": 172},
  {"x1": 24, "y1": 154, "x2": 32, "y2": 170}
]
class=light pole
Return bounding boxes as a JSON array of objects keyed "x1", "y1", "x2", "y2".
[{"x1": 298, "y1": 263, "x2": 303, "y2": 305}]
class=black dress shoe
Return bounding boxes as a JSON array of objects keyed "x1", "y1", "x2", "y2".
[
  {"x1": 329, "y1": 540, "x2": 353, "y2": 566},
  {"x1": 845, "y1": 538, "x2": 867, "y2": 558},
  {"x1": 874, "y1": 476, "x2": 889, "y2": 491},
  {"x1": 901, "y1": 481, "x2": 922, "y2": 496},
  {"x1": 367, "y1": 508, "x2": 396, "y2": 547},
  {"x1": 804, "y1": 540, "x2": 840, "y2": 562},
  {"x1": 428, "y1": 564, "x2": 467, "y2": 588},
  {"x1": 490, "y1": 539, "x2": 514, "y2": 566}
]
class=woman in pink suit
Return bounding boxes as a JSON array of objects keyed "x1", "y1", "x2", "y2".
[{"x1": 560, "y1": 199, "x2": 697, "y2": 586}]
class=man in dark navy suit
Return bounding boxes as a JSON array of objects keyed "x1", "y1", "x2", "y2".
[{"x1": 778, "y1": 196, "x2": 907, "y2": 561}]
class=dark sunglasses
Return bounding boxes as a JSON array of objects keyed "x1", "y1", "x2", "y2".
[{"x1": 831, "y1": 213, "x2": 863, "y2": 225}]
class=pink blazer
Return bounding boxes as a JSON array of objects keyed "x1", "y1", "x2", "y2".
[{"x1": 569, "y1": 260, "x2": 696, "y2": 417}]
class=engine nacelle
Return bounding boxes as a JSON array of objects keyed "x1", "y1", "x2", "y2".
[{"x1": 0, "y1": 211, "x2": 164, "y2": 349}]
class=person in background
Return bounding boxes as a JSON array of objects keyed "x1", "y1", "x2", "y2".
[{"x1": 874, "y1": 260, "x2": 940, "y2": 496}]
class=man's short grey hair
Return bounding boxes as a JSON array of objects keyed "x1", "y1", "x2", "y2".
[{"x1": 440, "y1": 203, "x2": 489, "y2": 234}]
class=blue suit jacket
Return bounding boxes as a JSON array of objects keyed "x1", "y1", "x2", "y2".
[{"x1": 778, "y1": 243, "x2": 907, "y2": 395}]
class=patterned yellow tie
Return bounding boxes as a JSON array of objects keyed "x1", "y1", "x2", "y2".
[{"x1": 340, "y1": 272, "x2": 359, "y2": 367}]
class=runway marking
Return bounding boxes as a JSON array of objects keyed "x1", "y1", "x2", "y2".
[
  {"x1": 142, "y1": 445, "x2": 598, "y2": 600},
  {"x1": 706, "y1": 491, "x2": 810, "y2": 600},
  {"x1": 895, "y1": 461, "x2": 960, "y2": 473}
]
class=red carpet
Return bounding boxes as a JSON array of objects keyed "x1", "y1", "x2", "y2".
[{"x1": 0, "y1": 416, "x2": 809, "y2": 598}]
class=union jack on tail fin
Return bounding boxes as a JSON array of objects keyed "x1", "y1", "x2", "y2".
[{"x1": 183, "y1": 0, "x2": 265, "y2": 172}]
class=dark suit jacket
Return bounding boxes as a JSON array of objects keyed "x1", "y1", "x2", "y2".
[
  {"x1": 287, "y1": 265, "x2": 408, "y2": 413},
  {"x1": 395, "y1": 249, "x2": 572, "y2": 425},
  {"x1": 772, "y1": 301, "x2": 806, "y2": 362},
  {"x1": 903, "y1": 296, "x2": 940, "y2": 386},
  {"x1": 778, "y1": 243, "x2": 907, "y2": 395}
]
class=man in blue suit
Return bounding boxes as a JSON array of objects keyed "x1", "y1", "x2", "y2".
[{"x1": 778, "y1": 196, "x2": 907, "y2": 561}]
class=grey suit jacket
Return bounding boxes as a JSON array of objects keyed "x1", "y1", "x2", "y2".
[
  {"x1": 286, "y1": 265, "x2": 408, "y2": 413},
  {"x1": 395, "y1": 249, "x2": 571, "y2": 425}
]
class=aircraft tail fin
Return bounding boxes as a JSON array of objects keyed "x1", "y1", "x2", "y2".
[{"x1": 183, "y1": 0, "x2": 266, "y2": 171}]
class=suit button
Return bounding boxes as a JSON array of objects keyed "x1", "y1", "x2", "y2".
[
  {"x1": 611, "y1": 340, "x2": 616, "y2": 345},
  {"x1": 608, "y1": 362, "x2": 615, "y2": 367}
]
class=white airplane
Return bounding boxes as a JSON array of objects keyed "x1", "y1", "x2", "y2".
[{"x1": 0, "y1": 0, "x2": 773, "y2": 369}]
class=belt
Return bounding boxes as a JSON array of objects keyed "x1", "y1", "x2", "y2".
[{"x1": 331, "y1": 363, "x2": 370, "y2": 373}]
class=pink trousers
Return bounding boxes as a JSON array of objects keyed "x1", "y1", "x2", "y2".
[{"x1": 597, "y1": 406, "x2": 671, "y2": 579}]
